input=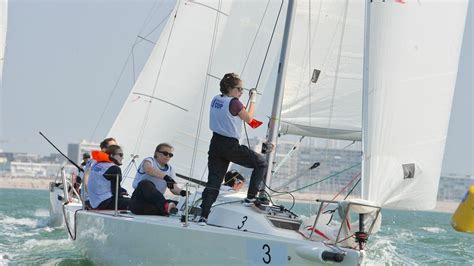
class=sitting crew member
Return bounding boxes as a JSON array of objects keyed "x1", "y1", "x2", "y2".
[
  {"x1": 221, "y1": 170, "x2": 245, "y2": 192},
  {"x1": 129, "y1": 143, "x2": 188, "y2": 216},
  {"x1": 82, "y1": 137, "x2": 117, "y2": 208},
  {"x1": 87, "y1": 145, "x2": 130, "y2": 210},
  {"x1": 76, "y1": 152, "x2": 90, "y2": 185}
]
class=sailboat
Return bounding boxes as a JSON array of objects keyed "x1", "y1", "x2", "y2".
[{"x1": 53, "y1": 0, "x2": 468, "y2": 264}]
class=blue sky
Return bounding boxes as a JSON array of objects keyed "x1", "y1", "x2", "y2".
[{"x1": 0, "y1": 0, "x2": 472, "y2": 175}]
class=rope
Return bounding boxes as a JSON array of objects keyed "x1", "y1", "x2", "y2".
[
  {"x1": 272, "y1": 162, "x2": 361, "y2": 195},
  {"x1": 240, "y1": 0, "x2": 271, "y2": 76},
  {"x1": 254, "y1": 0, "x2": 284, "y2": 90},
  {"x1": 90, "y1": 8, "x2": 173, "y2": 141},
  {"x1": 133, "y1": 1, "x2": 181, "y2": 154},
  {"x1": 190, "y1": 0, "x2": 223, "y2": 179},
  {"x1": 62, "y1": 204, "x2": 82, "y2": 241}
]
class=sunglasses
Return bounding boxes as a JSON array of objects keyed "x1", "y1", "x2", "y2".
[
  {"x1": 233, "y1": 87, "x2": 244, "y2": 92},
  {"x1": 158, "y1": 151, "x2": 174, "y2": 158},
  {"x1": 115, "y1": 153, "x2": 124, "y2": 157}
]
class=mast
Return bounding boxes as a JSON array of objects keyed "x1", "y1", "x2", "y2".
[
  {"x1": 263, "y1": 0, "x2": 297, "y2": 189},
  {"x1": 361, "y1": 0, "x2": 371, "y2": 200}
]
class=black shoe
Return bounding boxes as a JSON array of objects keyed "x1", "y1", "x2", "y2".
[
  {"x1": 243, "y1": 196, "x2": 270, "y2": 206},
  {"x1": 243, "y1": 197, "x2": 256, "y2": 206},
  {"x1": 256, "y1": 196, "x2": 270, "y2": 205},
  {"x1": 197, "y1": 217, "x2": 208, "y2": 226},
  {"x1": 169, "y1": 207, "x2": 178, "y2": 215}
]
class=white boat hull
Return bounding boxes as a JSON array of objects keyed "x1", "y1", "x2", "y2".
[
  {"x1": 48, "y1": 182, "x2": 65, "y2": 227},
  {"x1": 63, "y1": 202, "x2": 363, "y2": 265}
]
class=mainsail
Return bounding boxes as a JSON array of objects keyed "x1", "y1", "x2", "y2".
[
  {"x1": 362, "y1": 0, "x2": 469, "y2": 210},
  {"x1": 109, "y1": 0, "x2": 284, "y2": 189}
]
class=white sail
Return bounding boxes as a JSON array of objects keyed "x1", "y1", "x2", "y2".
[
  {"x1": 109, "y1": 0, "x2": 285, "y2": 189},
  {"x1": 362, "y1": 0, "x2": 469, "y2": 210},
  {"x1": 0, "y1": 0, "x2": 6, "y2": 79},
  {"x1": 0, "y1": 0, "x2": 7, "y2": 150},
  {"x1": 280, "y1": 0, "x2": 365, "y2": 141}
]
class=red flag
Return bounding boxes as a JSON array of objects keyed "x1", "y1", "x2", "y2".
[{"x1": 248, "y1": 119, "x2": 263, "y2": 129}]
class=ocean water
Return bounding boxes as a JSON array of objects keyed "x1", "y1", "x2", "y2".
[{"x1": 0, "y1": 188, "x2": 473, "y2": 265}]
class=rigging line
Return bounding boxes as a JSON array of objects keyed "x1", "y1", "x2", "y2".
[
  {"x1": 139, "y1": 8, "x2": 174, "y2": 43},
  {"x1": 319, "y1": 0, "x2": 350, "y2": 178},
  {"x1": 272, "y1": 162, "x2": 361, "y2": 195},
  {"x1": 90, "y1": 45, "x2": 135, "y2": 141},
  {"x1": 187, "y1": 1, "x2": 229, "y2": 16},
  {"x1": 240, "y1": 0, "x2": 271, "y2": 76},
  {"x1": 138, "y1": 0, "x2": 163, "y2": 36},
  {"x1": 341, "y1": 140, "x2": 356, "y2": 150},
  {"x1": 190, "y1": 0, "x2": 223, "y2": 179},
  {"x1": 206, "y1": 73, "x2": 221, "y2": 81},
  {"x1": 132, "y1": 47, "x2": 136, "y2": 83},
  {"x1": 240, "y1": 0, "x2": 285, "y2": 193},
  {"x1": 254, "y1": 0, "x2": 284, "y2": 89},
  {"x1": 134, "y1": 1, "x2": 182, "y2": 153},
  {"x1": 333, "y1": 172, "x2": 360, "y2": 200},
  {"x1": 307, "y1": 0, "x2": 313, "y2": 197},
  {"x1": 344, "y1": 177, "x2": 360, "y2": 200},
  {"x1": 89, "y1": 7, "x2": 172, "y2": 141},
  {"x1": 132, "y1": 92, "x2": 188, "y2": 111},
  {"x1": 324, "y1": 0, "x2": 349, "y2": 137},
  {"x1": 207, "y1": 74, "x2": 264, "y2": 96},
  {"x1": 137, "y1": 35, "x2": 156, "y2": 45}
]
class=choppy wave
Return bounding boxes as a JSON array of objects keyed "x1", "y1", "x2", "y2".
[
  {"x1": 1, "y1": 188, "x2": 473, "y2": 265},
  {"x1": 366, "y1": 235, "x2": 420, "y2": 265},
  {"x1": 420, "y1": 227, "x2": 446, "y2": 234},
  {"x1": 0, "y1": 215, "x2": 39, "y2": 228}
]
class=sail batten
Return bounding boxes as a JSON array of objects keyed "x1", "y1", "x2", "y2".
[{"x1": 280, "y1": 120, "x2": 361, "y2": 141}]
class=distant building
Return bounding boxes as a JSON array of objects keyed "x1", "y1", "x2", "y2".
[
  {"x1": 0, "y1": 151, "x2": 75, "y2": 178},
  {"x1": 438, "y1": 174, "x2": 474, "y2": 202},
  {"x1": 232, "y1": 137, "x2": 474, "y2": 202},
  {"x1": 67, "y1": 140, "x2": 100, "y2": 164},
  {"x1": 232, "y1": 137, "x2": 362, "y2": 196}
]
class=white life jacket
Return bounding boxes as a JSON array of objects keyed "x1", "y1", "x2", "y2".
[
  {"x1": 88, "y1": 162, "x2": 115, "y2": 208},
  {"x1": 132, "y1": 157, "x2": 175, "y2": 194},
  {"x1": 209, "y1": 95, "x2": 242, "y2": 139}
]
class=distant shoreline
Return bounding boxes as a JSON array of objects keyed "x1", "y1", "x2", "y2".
[
  {"x1": 0, "y1": 177, "x2": 460, "y2": 213},
  {"x1": 0, "y1": 176, "x2": 53, "y2": 191}
]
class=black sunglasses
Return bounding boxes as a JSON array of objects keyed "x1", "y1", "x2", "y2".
[
  {"x1": 115, "y1": 153, "x2": 124, "y2": 157},
  {"x1": 158, "y1": 151, "x2": 174, "y2": 158}
]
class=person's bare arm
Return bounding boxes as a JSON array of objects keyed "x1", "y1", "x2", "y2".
[
  {"x1": 238, "y1": 89, "x2": 257, "y2": 123},
  {"x1": 143, "y1": 161, "x2": 167, "y2": 179}
]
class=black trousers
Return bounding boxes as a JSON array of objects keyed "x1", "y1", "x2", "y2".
[
  {"x1": 129, "y1": 180, "x2": 168, "y2": 216},
  {"x1": 200, "y1": 133, "x2": 267, "y2": 218},
  {"x1": 96, "y1": 196, "x2": 130, "y2": 210}
]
